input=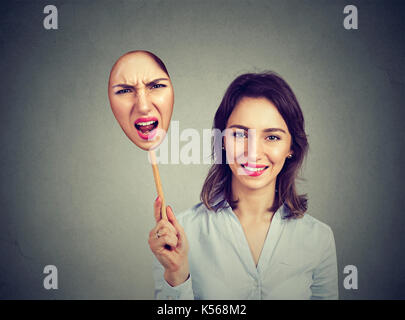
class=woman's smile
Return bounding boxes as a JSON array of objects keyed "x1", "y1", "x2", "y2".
[{"x1": 239, "y1": 163, "x2": 269, "y2": 177}]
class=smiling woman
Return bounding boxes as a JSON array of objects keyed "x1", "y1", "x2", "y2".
[
  {"x1": 149, "y1": 71, "x2": 338, "y2": 300},
  {"x1": 205, "y1": 73, "x2": 309, "y2": 218}
]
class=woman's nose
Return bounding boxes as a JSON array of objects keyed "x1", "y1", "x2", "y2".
[{"x1": 246, "y1": 133, "x2": 264, "y2": 163}]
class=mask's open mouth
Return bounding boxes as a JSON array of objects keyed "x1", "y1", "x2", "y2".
[
  {"x1": 135, "y1": 120, "x2": 159, "y2": 138},
  {"x1": 135, "y1": 120, "x2": 158, "y2": 134}
]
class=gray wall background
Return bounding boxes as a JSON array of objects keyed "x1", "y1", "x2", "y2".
[{"x1": 0, "y1": 0, "x2": 404, "y2": 299}]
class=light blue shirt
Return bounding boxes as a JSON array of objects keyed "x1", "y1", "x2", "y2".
[{"x1": 152, "y1": 195, "x2": 338, "y2": 300}]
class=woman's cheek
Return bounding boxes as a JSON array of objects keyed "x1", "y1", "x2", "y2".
[
  {"x1": 234, "y1": 139, "x2": 247, "y2": 156},
  {"x1": 225, "y1": 149, "x2": 234, "y2": 166},
  {"x1": 268, "y1": 147, "x2": 289, "y2": 166},
  {"x1": 225, "y1": 141, "x2": 240, "y2": 164}
]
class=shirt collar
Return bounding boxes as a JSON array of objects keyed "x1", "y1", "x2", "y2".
[
  {"x1": 210, "y1": 192, "x2": 229, "y2": 211},
  {"x1": 211, "y1": 191, "x2": 291, "y2": 220}
]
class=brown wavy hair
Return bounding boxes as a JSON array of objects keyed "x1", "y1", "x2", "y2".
[{"x1": 200, "y1": 72, "x2": 309, "y2": 219}]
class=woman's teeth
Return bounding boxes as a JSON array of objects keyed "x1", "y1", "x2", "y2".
[{"x1": 241, "y1": 164, "x2": 268, "y2": 172}]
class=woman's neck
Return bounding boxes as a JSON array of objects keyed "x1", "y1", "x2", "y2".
[{"x1": 231, "y1": 178, "x2": 276, "y2": 223}]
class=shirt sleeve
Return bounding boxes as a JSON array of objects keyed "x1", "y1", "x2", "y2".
[
  {"x1": 310, "y1": 226, "x2": 339, "y2": 300},
  {"x1": 152, "y1": 255, "x2": 195, "y2": 300}
]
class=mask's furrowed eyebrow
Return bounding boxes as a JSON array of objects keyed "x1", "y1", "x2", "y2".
[
  {"x1": 145, "y1": 78, "x2": 170, "y2": 87},
  {"x1": 112, "y1": 84, "x2": 134, "y2": 88},
  {"x1": 228, "y1": 125, "x2": 286, "y2": 134},
  {"x1": 112, "y1": 78, "x2": 170, "y2": 88},
  {"x1": 147, "y1": 77, "x2": 170, "y2": 83}
]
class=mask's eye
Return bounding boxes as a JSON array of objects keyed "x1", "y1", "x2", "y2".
[
  {"x1": 151, "y1": 83, "x2": 166, "y2": 89},
  {"x1": 115, "y1": 88, "x2": 132, "y2": 94}
]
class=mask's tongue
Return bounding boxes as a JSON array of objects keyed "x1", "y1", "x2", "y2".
[
  {"x1": 138, "y1": 124, "x2": 155, "y2": 133},
  {"x1": 136, "y1": 121, "x2": 158, "y2": 133}
]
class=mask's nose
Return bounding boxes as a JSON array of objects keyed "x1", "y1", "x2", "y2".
[{"x1": 133, "y1": 89, "x2": 152, "y2": 114}]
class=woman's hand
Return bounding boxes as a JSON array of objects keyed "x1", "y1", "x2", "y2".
[{"x1": 148, "y1": 196, "x2": 190, "y2": 287}]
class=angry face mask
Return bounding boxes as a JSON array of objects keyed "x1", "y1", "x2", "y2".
[{"x1": 108, "y1": 51, "x2": 174, "y2": 151}]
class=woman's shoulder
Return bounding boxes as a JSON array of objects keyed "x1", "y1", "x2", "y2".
[
  {"x1": 300, "y1": 212, "x2": 333, "y2": 230},
  {"x1": 287, "y1": 210, "x2": 334, "y2": 242},
  {"x1": 175, "y1": 201, "x2": 211, "y2": 225},
  {"x1": 280, "y1": 205, "x2": 333, "y2": 241}
]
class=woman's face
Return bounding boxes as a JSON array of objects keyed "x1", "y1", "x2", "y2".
[
  {"x1": 224, "y1": 97, "x2": 293, "y2": 192},
  {"x1": 108, "y1": 52, "x2": 174, "y2": 150}
]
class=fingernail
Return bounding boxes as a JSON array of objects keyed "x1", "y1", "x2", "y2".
[{"x1": 155, "y1": 196, "x2": 159, "y2": 202}]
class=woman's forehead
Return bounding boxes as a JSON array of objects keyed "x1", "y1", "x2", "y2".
[{"x1": 228, "y1": 97, "x2": 289, "y2": 130}]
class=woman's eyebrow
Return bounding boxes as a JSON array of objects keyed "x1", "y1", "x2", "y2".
[
  {"x1": 228, "y1": 124, "x2": 286, "y2": 134},
  {"x1": 263, "y1": 127, "x2": 287, "y2": 134}
]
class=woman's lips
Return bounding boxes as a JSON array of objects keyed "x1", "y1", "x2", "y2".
[
  {"x1": 240, "y1": 163, "x2": 269, "y2": 176},
  {"x1": 134, "y1": 117, "x2": 159, "y2": 140}
]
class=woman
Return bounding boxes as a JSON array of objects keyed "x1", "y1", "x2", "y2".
[{"x1": 148, "y1": 72, "x2": 338, "y2": 299}]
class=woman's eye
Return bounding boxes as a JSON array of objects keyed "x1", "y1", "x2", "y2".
[
  {"x1": 151, "y1": 83, "x2": 166, "y2": 89},
  {"x1": 115, "y1": 88, "x2": 132, "y2": 94},
  {"x1": 233, "y1": 131, "x2": 247, "y2": 139},
  {"x1": 266, "y1": 135, "x2": 280, "y2": 141}
]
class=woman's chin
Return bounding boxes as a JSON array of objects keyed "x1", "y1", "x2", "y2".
[
  {"x1": 244, "y1": 181, "x2": 270, "y2": 191},
  {"x1": 233, "y1": 176, "x2": 269, "y2": 191},
  {"x1": 231, "y1": 170, "x2": 275, "y2": 192}
]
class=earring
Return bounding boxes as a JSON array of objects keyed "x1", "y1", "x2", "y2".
[
  {"x1": 287, "y1": 154, "x2": 293, "y2": 159},
  {"x1": 222, "y1": 146, "x2": 225, "y2": 150}
]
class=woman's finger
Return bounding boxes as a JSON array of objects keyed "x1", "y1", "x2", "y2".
[
  {"x1": 153, "y1": 196, "x2": 161, "y2": 223},
  {"x1": 150, "y1": 230, "x2": 178, "y2": 251},
  {"x1": 149, "y1": 222, "x2": 178, "y2": 247},
  {"x1": 166, "y1": 206, "x2": 183, "y2": 234},
  {"x1": 157, "y1": 233, "x2": 178, "y2": 250},
  {"x1": 155, "y1": 218, "x2": 177, "y2": 236},
  {"x1": 156, "y1": 226, "x2": 176, "y2": 239}
]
